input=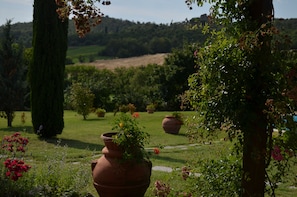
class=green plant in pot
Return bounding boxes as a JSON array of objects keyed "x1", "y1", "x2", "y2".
[
  {"x1": 146, "y1": 103, "x2": 155, "y2": 113},
  {"x1": 171, "y1": 112, "x2": 184, "y2": 125},
  {"x1": 95, "y1": 108, "x2": 106, "y2": 117},
  {"x1": 111, "y1": 112, "x2": 150, "y2": 161},
  {"x1": 91, "y1": 112, "x2": 152, "y2": 197}
]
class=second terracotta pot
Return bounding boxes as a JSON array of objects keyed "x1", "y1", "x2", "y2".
[{"x1": 162, "y1": 116, "x2": 182, "y2": 134}]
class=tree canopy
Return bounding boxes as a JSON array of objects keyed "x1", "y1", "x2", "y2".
[{"x1": 185, "y1": 0, "x2": 297, "y2": 196}]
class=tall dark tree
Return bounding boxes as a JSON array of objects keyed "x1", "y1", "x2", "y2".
[
  {"x1": 30, "y1": 0, "x2": 68, "y2": 137},
  {"x1": 0, "y1": 20, "x2": 25, "y2": 127}
]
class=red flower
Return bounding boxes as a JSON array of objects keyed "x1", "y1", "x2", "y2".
[
  {"x1": 132, "y1": 112, "x2": 140, "y2": 118},
  {"x1": 17, "y1": 146, "x2": 25, "y2": 152},
  {"x1": 153, "y1": 148, "x2": 160, "y2": 155},
  {"x1": 13, "y1": 132, "x2": 21, "y2": 137},
  {"x1": 2, "y1": 132, "x2": 31, "y2": 182},
  {"x1": 5, "y1": 171, "x2": 11, "y2": 177},
  {"x1": 272, "y1": 145, "x2": 284, "y2": 161}
]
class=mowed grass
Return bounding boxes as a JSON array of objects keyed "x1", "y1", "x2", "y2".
[
  {"x1": 0, "y1": 111, "x2": 210, "y2": 164},
  {"x1": 1, "y1": 111, "x2": 297, "y2": 196}
]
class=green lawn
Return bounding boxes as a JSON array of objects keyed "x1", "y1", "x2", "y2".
[{"x1": 1, "y1": 111, "x2": 297, "y2": 196}]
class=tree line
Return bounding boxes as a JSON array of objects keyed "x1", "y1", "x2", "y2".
[
  {"x1": 1, "y1": 16, "x2": 296, "y2": 58},
  {"x1": 64, "y1": 44, "x2": 197, "y2": 113}
]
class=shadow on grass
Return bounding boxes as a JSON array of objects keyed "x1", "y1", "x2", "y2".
[
  {"x1": 45, "y1": 137, "x2": 103, "y2": 151},
  {"x1": 150, "y1": 155, "x2": 186, "y2": 165},
  {"x1": 164, "y1": 132, "x2": 187, "y2": 137},
  {"x1": 0, "y1": 126, "x2": 34, "y2": 133},
  {"x1": 84, "y1": 118, "x2": 106, "y2": 122}
]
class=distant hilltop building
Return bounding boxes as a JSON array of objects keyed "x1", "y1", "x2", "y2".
[
  {"x1": 200, "y1": 14, "x2": 209, "y2": 25},
  {"x1": 188, "y1": 13, "x2": 209, "y2": 25}
]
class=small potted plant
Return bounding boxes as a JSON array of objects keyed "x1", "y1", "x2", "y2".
[
  {"x1": 91, "y1": 112, "x2": 152, "y2": 197},
  {"x1": 146, "y1": 103, "x2": 156, "y2": 113},
  {"x1": 162, "y1": 112, "x2": 184, "y2": 134},
  {"x1": 95, "y1": 108, "x2": 106, "y2": 117}
]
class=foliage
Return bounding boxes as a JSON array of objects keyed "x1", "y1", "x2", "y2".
[
  {"x1": 2, "y1": 17, "x2": 296, "y2": 57},
  {"x1": 70, "y1": 83, "x2": 95, "y2": 120},
  {"x1": 146, "y1": 103, "x2": 156, "y2": 111},
  {"x1": 0, "y1": 20, "x2": 26, "y2": 127},
  {"x1": 65, "y1": 65, "x2": 115, "y2": 110},
  {"x1": 194, "y1": 156, "x2": 242, "y2": 196},
  {"x1": 185, "y1": 0, "x2": 297, "y2": 196},
  {"x1": 171, "y1": 112, "x2": 184, "y2": 125},
  {"x1": 56, "y1": 0, "x2": 110, "y2": 37},
  {"x1": 112, "y1": 112, "x2": 150, "y2": 161},
  {"x1": 65, "y1": 62, "x2": 194, "y2": 112},
  {"x1": 0, "y1": 138, "x2": 91, "y2": 196},
  {"x1": 162, "y1": 44, "x2": 198, "y2": 110},
  {"x1": 118, "y1": 103, "x2": 137, "y2": 114},
  {"x1": 30, "y1": 0, "x2": 68, "y2": 138}
]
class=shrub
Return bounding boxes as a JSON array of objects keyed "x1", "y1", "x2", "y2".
[
  {"x1": 0, "y1": 141, "x2": 92, "y2": 196},
  {"x1": 70, "y1": 83, "x2": 95, "y2": 120},
  {"x1": 118, "y1": 103, "x2": 136, "y2": 114},
  {"x1": 193, "y1": 157, "x2": 242, "y2": 196},
  {"x1": 118, "y1": 104, "x2": 130, "y2": 113},
  {"x1": 95, "y1": 108, "x2": 106, "y2": 117}
]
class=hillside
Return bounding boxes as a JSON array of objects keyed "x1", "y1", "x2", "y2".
[
  {"x1": 1, "y1": 17, "x2": 296, "y2": 59},
  {"x1": 80, "y1": 53, "x2": 168, "y2": 70}
]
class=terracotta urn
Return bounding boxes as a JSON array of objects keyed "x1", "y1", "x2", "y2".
[
  {"x1": 147, "y1": 109, "x2": 154, "y2": 114},
  {"x1": 162, "y1": 115, "x2": 182, "y2": 134},
  {"x1": 91, "y1": 132, "x2": 152, "y2": 197}
]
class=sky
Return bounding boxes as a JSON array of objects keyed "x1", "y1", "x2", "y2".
[{"x1": 0, "y1": 0, "x2": 297, "y2": 26}]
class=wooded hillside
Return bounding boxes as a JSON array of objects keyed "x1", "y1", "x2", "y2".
[{"x1": 1, "y1": 16, "x2": 296, "y2": 58}]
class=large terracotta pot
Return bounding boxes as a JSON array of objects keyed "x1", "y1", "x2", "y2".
[
  {"x1": 91, "y1": 132, "x2": 152, "y2": 197},
  {"x1": 162, "y1": 115, "x2": 182, "y2": 134}
]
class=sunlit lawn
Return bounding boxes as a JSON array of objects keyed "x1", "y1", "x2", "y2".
[{"x1": 1, "y1": 111, "x2": 297, "y2": 196}]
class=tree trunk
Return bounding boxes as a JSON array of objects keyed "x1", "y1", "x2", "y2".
[
  {"x1": 242, "y1": 109, "x2": 268, "y2": 197},
  {"x1": 241, "y1": 0, "x2": 273, "y2": 196},
  {"x1": 5, "y1": 110, "x2": 13, "y2": 127}
]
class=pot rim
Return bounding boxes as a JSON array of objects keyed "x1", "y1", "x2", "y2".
[
  {"x1": 164, "y1": 115, "x2": 176, "y2": 118},
  {"x1": 101, "y1": 132, "x2": 118, "y2": 140}
]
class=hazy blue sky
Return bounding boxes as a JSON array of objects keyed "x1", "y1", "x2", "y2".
[{"x1": 1, "y1": 0, "x2": 297, "y2": 26}]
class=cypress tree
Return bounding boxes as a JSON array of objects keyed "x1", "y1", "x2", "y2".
[
  {"x1": 30, "y1": 0, "x2": 68, "y2": 138},
  {"x1": 0, "y1": 20, "x2": 25, "y2": 127}
]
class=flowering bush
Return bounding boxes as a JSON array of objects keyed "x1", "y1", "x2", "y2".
[{"x1": 1, "y1": 132, "x2": 31, "y2": 181}]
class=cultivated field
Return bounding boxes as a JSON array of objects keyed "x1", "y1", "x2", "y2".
[{"x1": 81, "y1": 53, "x2": 168, "y2": 70}]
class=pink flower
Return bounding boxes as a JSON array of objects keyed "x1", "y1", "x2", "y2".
[{"x1": 272, "y1": 145, "x2": 284, "y2": 161}]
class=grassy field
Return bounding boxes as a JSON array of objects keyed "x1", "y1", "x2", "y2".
[
  {"x1": 1, "y1": 111, "x2": 297, "y2": 196},
  {"x1": 66, "y1": 45, "x2": 168, "y2": 69},
  {"x1": 67, "y1": 45, "x2": 105, "y2": 63}
]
